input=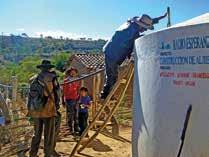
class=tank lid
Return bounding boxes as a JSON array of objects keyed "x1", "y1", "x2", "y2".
[{"x1": 172, "y1": 13, "x2": 209, "y2": 28}]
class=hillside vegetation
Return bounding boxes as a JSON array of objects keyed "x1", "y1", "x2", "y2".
[
  {"x1": 0, "y1": 35, "x2": 106, "y2": 62},
  {"x1": 0, "y1": 35, "x2": 106, "y2": 84},
  {"x1": 0, "y1": 53, "x2": 69, "y2": 84}
]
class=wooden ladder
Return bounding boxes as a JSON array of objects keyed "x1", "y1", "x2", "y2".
[{"x1": 70, "y1": 62, "x2": 134, "y2": 157}]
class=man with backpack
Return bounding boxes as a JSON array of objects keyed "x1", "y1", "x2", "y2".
[{"x1": 27, "y1": 60, "x2": 60, "y2": 157}]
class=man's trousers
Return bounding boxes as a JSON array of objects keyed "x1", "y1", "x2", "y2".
[{"x1": 29, "y1": 117, "x2": 55, "y2": 157}]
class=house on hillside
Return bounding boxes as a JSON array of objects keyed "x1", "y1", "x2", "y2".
[
  {"x1": 80, "y1": 38, "x2": 86, "y2": 41},
  {"x1": 68, "y1": 53, "x2": 133, "y2": 107}
]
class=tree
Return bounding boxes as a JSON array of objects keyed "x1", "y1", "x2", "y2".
[{"x1": 51, "y1": 52, "x2": 71, "y2": 72}]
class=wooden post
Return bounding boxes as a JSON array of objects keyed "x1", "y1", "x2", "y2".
[
  {"x1": 81, "y1": 79, "x2": 84, "y2": 87},
  {"x1": 6, "y1": 87, "x2": 9, "y2": 99},
  {"x1": 95, "y1": 73, "x2": 101, "y2": 115},
  {"x1": 0, "y1": 93, "x2": 11, "y2": 122},
  {"x1": 92, "y1": 75, "x2": 96, "y2": 119},
  {"x1": 11, "y1": 76, "x2": 17, "y2": 109},
  {"x1": 96, "y1": 73, "x2": 101, "y2": 97}
]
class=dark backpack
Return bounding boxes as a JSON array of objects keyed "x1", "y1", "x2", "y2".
[{"x1": 27, "y1": 76, "x2": 48, "y2": 111}]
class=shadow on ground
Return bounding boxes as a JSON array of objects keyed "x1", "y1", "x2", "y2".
[{"x1": 83, "y1": 139, "x2": 113, "y2": 152}]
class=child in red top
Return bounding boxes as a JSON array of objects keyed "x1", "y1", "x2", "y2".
[{"x1": 63, "y1": 67, "x2": 81, "y2": 133}]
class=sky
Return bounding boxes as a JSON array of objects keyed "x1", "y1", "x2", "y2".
[{"x1": 0, "y1": 0, "x2": 209, "y2": 39}]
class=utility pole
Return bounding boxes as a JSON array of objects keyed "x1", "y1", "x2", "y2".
[
  {"x1": 1, "y1": 32, "x2": 3, "y2": 48},
  {"x1": 167, "y1": 7, "x2": 171, "y2": 27}
]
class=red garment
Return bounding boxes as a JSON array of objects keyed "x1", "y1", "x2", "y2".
[{"x1": 63, "y1": 77, "x2": 81, "y2": 100}]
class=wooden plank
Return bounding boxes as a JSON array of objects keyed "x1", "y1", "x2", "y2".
[{"x1": 94, "y1": 120, "x2": 112, "y2": 126}]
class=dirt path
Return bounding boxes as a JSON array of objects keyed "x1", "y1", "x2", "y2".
[{"x1": 35, "y1": 126, "x2": 132, "y2": 157}]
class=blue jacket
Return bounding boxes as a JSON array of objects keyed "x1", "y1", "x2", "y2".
[
  {"x1": 103, "y1": 21, "x2": 141, "y2": 64},
  {"x1": 78, "y1": 96, "x2": 91, "y2": 113}
]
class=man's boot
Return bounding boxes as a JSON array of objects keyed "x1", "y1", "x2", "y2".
[{"x1": 100, "y1": 85, "x2": 111, "y2": 99}]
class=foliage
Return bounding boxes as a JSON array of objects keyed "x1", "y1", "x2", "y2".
[
  {"x1": 16, "y1": 56, "x2": 41, "y2": 83},
  {"x1": 51, "y1": 52, "x2": 70, "y2": 72},
  {"x1": 0, "y1": 52, "x2": 70, "y2": 84},
  {"x1": 0, "y1": 35, "x2": 106, "y2": 63},
  {"x1": 0, "y1": 62, "x2": 19, "y2": 84},
  {"x1": 0, "y1": 34, "x2": 105, "y2": 85}
]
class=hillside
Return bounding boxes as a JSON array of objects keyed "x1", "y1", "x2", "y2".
[{"x1": 0, "y1": 35, "x2": 106, "y2": 62}]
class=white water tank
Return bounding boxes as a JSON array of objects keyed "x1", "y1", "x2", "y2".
[{"x1": 132, "y1": 13, "x2": 209, "y2": 157}]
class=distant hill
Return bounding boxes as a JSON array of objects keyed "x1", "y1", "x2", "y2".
[{"x1": 0, "y1": 34, "x2": 106, "y2": 62}]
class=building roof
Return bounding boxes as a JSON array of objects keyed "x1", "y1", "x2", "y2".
[
  {"x1": 69, "y1": 53, "x2": 105, "y2": 70},
  {"x1": 172, "y1": 13, "x2": 209, "y2": 28},
  {"x1": 69, "y1": 53, "x2": 131, "y2": 71}
]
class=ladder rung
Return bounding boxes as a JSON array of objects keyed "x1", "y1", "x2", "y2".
[
  {"x1": 94, "y1": 120, "x2": 112, "y2": 126},
  {"x1": 120, "y1": 79, "x2": 127, "y2": 84},
  {"x1": 109, "y1": 100, "x2": 117, "y2": 103}
]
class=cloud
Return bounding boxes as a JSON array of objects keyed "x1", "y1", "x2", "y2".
[
  {"x1": 16, "y1": 28, "x2": 25, "y2": 32},
  {"x1": 35, "y1": 30, "x2": 87, "y2": 39}
]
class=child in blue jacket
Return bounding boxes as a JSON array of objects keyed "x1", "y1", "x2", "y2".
[{"x1": 78, "y1": 87, "x2": 92, "y2": 136}]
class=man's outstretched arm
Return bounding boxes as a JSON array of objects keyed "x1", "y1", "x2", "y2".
[{"x1": 152, "y1": 12, "x2": 168, "y2": 24}]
